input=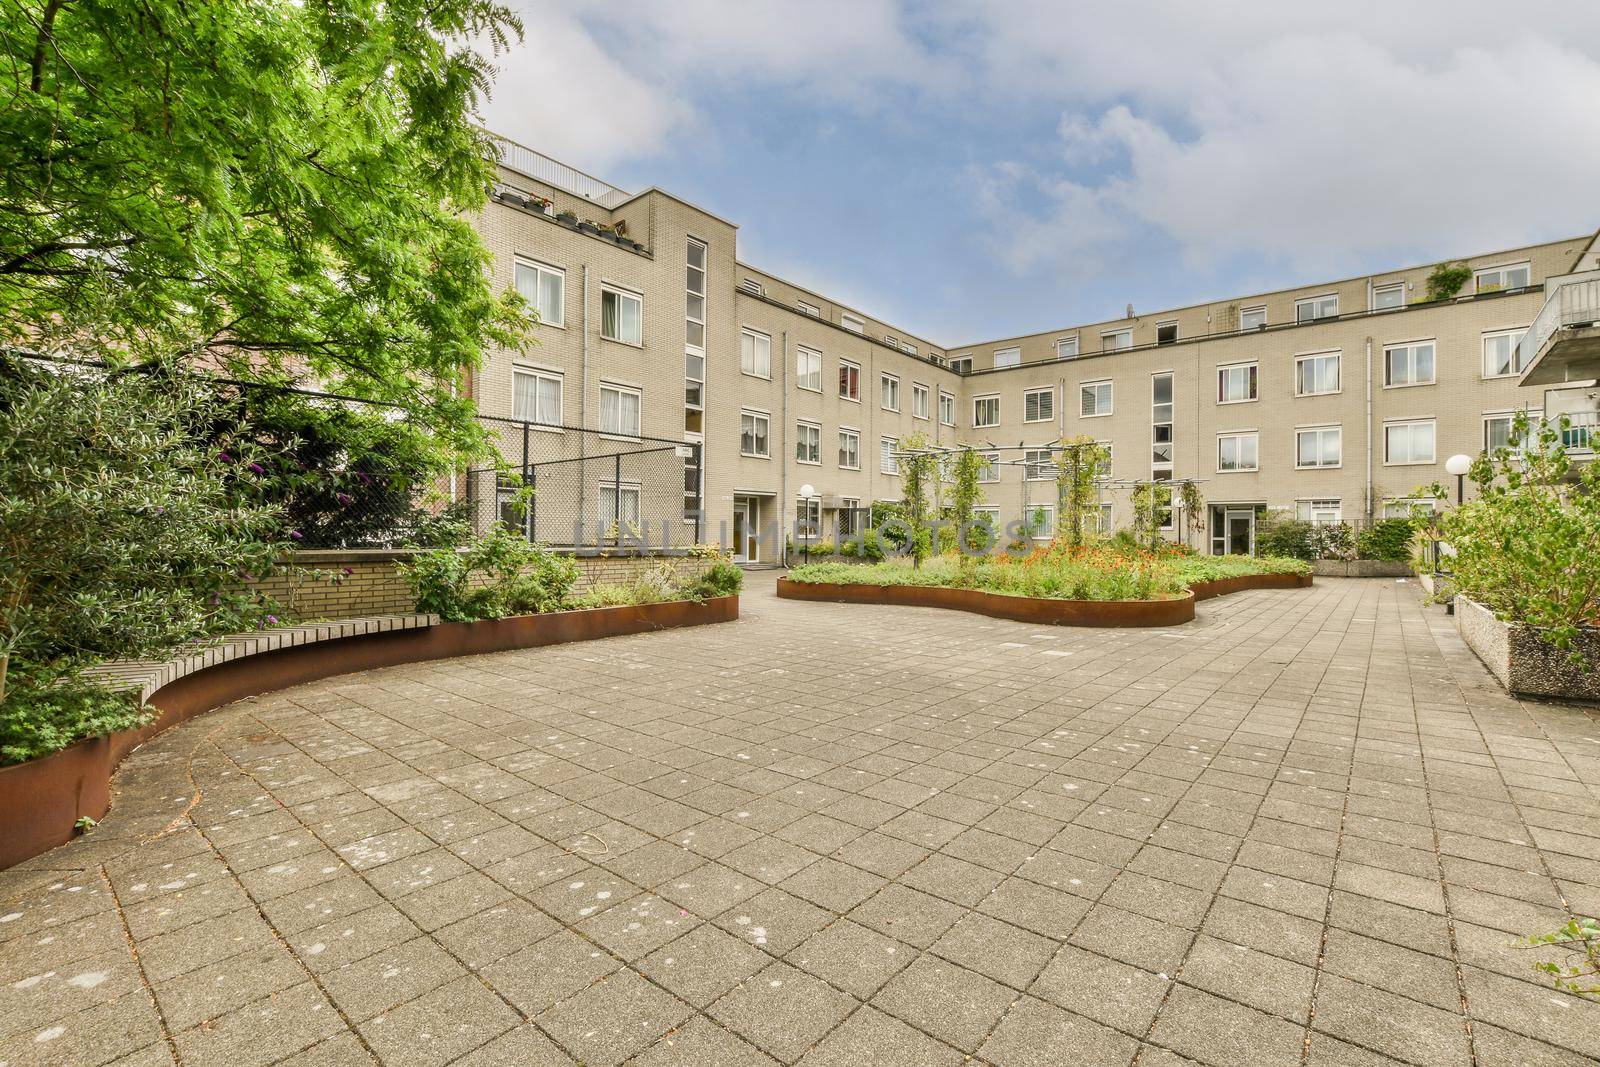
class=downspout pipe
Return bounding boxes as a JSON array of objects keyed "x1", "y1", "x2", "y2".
[
  {"x1": 581, "y1": 265, "x2": 589, "y2": 530},
  {"x1": 1365, "y1": 336, "x2": 1373, "y2": 523},
  {"x1": 780, "y1": 330, "x2": 789, "y2": 566}
]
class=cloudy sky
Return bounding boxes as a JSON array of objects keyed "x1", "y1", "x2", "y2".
[{"x1": 479, "y1": 2, "x2": 1600, "y2": 344}]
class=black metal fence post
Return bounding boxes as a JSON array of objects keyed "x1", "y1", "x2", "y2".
[
  {"x1": 613, "y1": 453, "x2": 622, "y2": 544},
  {"x1": 692, "y1": 442, "x2": 703, "y2": 545},
  {"x1": 529, "y1": 465, "x2": 538, "y2": 543}
]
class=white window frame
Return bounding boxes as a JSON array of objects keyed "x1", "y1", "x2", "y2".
[
  {"x1": 1295, "y1": 351, "x2": 1341, "y2": 397},
  {"x1": 993, "y1": 347, "x2": 1021, "y2": 369},
  {"x1": 880, "y1": 436, "x2": 899, "y2": 475},
  {"x1": 685, "y1": 239, "x2": 706, "y2": 350},
  {"x1": 1295, "y1": 293, "x2": 1339, "y2": 322},
  {"x1": 597, "y1": 480, "x2": 642, "y2": 530},
  {"x1": 740, "y1": 327, "x2": 772, "y2": 379},
  {"x1": 1371, "y1": 282, "x2": 1405, "y2": 311},
  {"x1": 1056, "y1": 336, "x2": 1080, "y2": 360},
  {"x1": 1384, "y1": 340, "x2": 1436, "y2": 388},
  {"x1": 512, "y1": 366, "x2": 564, "y2": 428},
  {"x1": 880, "y1": 373, "x2": 900, "y2": 412},
  {"x1": 1025, "y1": 503, "x2": 1056, "y2": 539},
  {"x1": 1483, "y1": 411, "x2": 1516, "y2": 453},
  {"x1": 838, "y1": 497, "x2": 861, "y2": 536},
  {"x1": 1102, "y1": 329, "x2": 1132, "y2": 352},
  {"x1": 795, "y1": 345, "x2": 822, "y2": 392},
  {"x1": 1217, "y1": 362, "x2": 1259, "y2": 405},
  {"x1": 902, "y1": 341, "x2": 917, "y2": 355},
  {"x1": 1384, "y1": 419, "x2": 1437, "y2": 466},
  {"x1": 1217, "y1": 431, "x2": 1260, "y2": 472},
  {"x1": 1474, "y1": 262, "x2": 1531, "y2": 293},
  {"x1": 938, "y1": 391, "x2": 956, "y2": 426},
  {"x1": 972, "y1": 394, "x2": 1000, "y2": 428},
  {"x1": 838, "y1": 428, "x2": 860, "y2": 470},
  {"x1": 740, "y1": 409, "x2": 771, "y2": 458},
  {"x1": 973, "y1": 506, "x2": 1001, "y2": 533},
  {"x1": 739, "y1": 277, "x2": 765, "y2": 296},
  {"x1": 840, "y1": 313, "x2": 865, "y2": 333},
  {"x1": 950, "y1": 355, "x2": 972, "y2": 375},
  {"x1": 838, "y1": 359, "x2": 861, "y2": 402},
  {"x1": 599, "y1": 382, "x2": 642, "y2": 438},
  {"x1": 1297, "y1": 499, "x2": 1343, "y2": 525},
  {"x1": 600, "y1": 284, "x2": 643, "y2": 345},
  {"x1": 976, "y1": 451, "x2": 1001, "y2": 483},
  {"x1": 1080, "y1": 380, "x2": 1113, "y2": 418},
  {"x1": 796, "y1": 299, "x2": 820, "y2": 316},
  {"x1": 1023, "y1": 448, "x2": 1054, "y2": 481},
  {"x1": 1295, "y1": 425, "x2": 1343, "y2": 469},
  {"x1": 514, "y1": 258, "x2": 565, "y2": 329},
  {"x1": 1156, "y1": 320, "x2": 1179, "y2": 345},
  {"x1": 1239, "y1": 305, "x2": 1267, "y2": 332},
  {"x1": 1023, "y1": 387, "x2": 1055, "y2": 424},
  {"x1": 1482, "y1": 328, "x2": 1529, "y2": 379},
  {"x1": 911, "y1": 382, "x2": 930, "y2": 420},
  {"x1": 795, "y1": 421, "x2": 821, "y2": 465}
]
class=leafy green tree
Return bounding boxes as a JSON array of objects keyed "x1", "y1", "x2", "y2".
[
  {"x1": 2, "y1": 0, "x2": 529, "y2": 440},
  {"x1": 897, "y1": 431, "x2": 938, "y2": 567},
  {"x1": 0, "y1": 356, "x2": 285, "y2": 731},
  {"x1": 1054, "y1": 436, "x2": 1110, "y2": 548},
  {"x1": 1424, "y1": 262, "x2": 1473, "y2": 303}
]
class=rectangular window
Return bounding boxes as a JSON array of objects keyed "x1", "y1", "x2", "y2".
[
  {"x1": 902, "y1": 342, "x2": 917, "y2": 355},
  {"x1": 599, "y1": 383, "x2": 641, "y2": 437},
  {"x1": 796, "y1": 299, "x2": 820, "y2": 316},
  {"x1": 1024, "y1": 387, "x2": 1054, "y2": 423},
  {"x1": 1297, "y1": 499, "x2": 1342, "y2": 524},
  {"x1": 1056, "y1": 336, "x2": 1080, "y2": 360},
  {"x1": 740, "y1": 410, "x2": 770, "y2": 457},
  {"x1": 514, "y1": 259, "x2": 565, "y2": 328},
  {"x1": 972, "y1": 394, "x2": 1000, "y2": 428},
  {"x1": 512, "y1": 368, "x2": 563, "y2": 426},
  {"x1": 1239, "y1": 305, "x2": 1267, "y2": 332},
  {"x1": 598, "y1": 482, "x2": 641, "y2": 530},
  {"x1": 1296, "y1": 426, "x2": 1342, "y2": 468},
  {"x1": 795, "y1": 422, "x2": 821, "y2": 464},
  {"x1": 684, "y1": 350, "x2": 705, "y2": 434},
  {"x1": 838, "y1": 497, "x2": 861, "y2": 536},
  {"x1": 938, "y1": 391, "x2": 955, "y2": 426},
  {"x1": 683, "y1": 448, "x2": 700, "y2": 520},
  {"x1": 1384, "y1": 341, "x2": 1436, "y2": 387},
  {"x1": 1482, "y1": 329, "x2": 1529, "y2": 378},
  {"x1": 1025, "y1": 504, "x2": 1055, "y2": 538},
  {"x1": 685, "y1": 240, "x2": 706, "y2": 349},
  {"x1": 741, "y1": 328, "x2": 771, "y2": 378},
  {"x1": 1295, "y1": 294, "x2": 1339, "y2": 322},
  {"x1": 1484, "y1": 413, "x2": 1515, "y2": 453},
  {"x1": 1218, "y1": 432, "x2": 1260, "y2": 472},
  {"x1": 973, "y1": 506, "x2": 1001, "y2": 533},
  {"x1": 1217, "y1": 363, "x2": 1259, "y2": 403},
  {"x1": 993, "y1": 347, "x2": 1021, "y2": 369},
  {"x1": 796, "y1": 495, "x2": 821, "y2": 537},
  {"x1": 1156, "y1": 321, "x2": 1178, "y2": 345},
  {"x1": 1475, "y1": 263, "x2": 1531, "y2": 293},
  {"x1": 880, "y1": 437, "x2": 898, "y2": 475},
  {"x1": 1024, "y1": 448, "x2": 1054, "y2": 481},
  {"x1": 1295, "y1": 352, "x2": 1341, "y2": 396},
  {"x1": 1102, "y1": 329, "x2": 1132, "y2": 352},
  {"x1": 739, "y1": 277, "x2": 765, "y2": 296},
  {"x1": 1372, "y1": 282, "x2": 1405, "y2": 311},
  {"x1": 796, "y1": 346, "x2": 822, "y2": 391},
  {"x1": 838, "y1": 360, "x2": 860, "y2": 401},
  {"x1": 841, "y1": 313, "x2": 864, "y2": 333},
  {"x1": 950, "y1": 356, "x2": 972, "y2": 375},
  {"x1": 601, "y1": 286, "x2": 642, "y2": 344},
  {"x1": 977, "y1": 452, "x2": 1000, "y2": 482},
  {"x1": 1384, "y1": 420, "x2": 1436, "y2": 465},
  {"x1": 880, "y1": 374, "x2": 900, "y2": 411},
  {"x1": 838, "y1": 429, "x2": 860, "y2": 469},
  {"x1": 1152, "y1": 372, "x2": 1174, "y2": 473},
  {"x1": 1081, "y1": 380, "x2": 1113, "y2": 417},
  {"x1": 912, "y1": 383, "x2": 930, "y2": 420}
]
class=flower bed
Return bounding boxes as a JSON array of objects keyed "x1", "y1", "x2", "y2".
[{"x1": 0, "y1": 596, "x2": 739, "y2": 871}]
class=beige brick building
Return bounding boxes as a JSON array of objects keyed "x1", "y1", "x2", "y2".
[{"x1": 469, "y1": 136, "x2": 1599, "y2": 561}]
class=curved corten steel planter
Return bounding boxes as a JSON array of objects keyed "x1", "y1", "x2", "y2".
[
  {"x1": 0, "y1": 596, "x2": 738, "y2": 871},
  {"x1": 777, "y1": 570, "x2": 1312, "y2": 626}
]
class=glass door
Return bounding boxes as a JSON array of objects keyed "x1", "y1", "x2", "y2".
[
  {"x1": 732, "y1": 498, "x2": 758, "y2": 563},
  {"x1": 1225, "y1": 509, "x2": 1255, "y2": 556}
]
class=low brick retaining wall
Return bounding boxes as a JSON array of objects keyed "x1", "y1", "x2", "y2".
[
  {"x1": 253, "y1": 549, "x2": 715, "y2": 618},
  {"x1": 0, "y1": 596, "x2": 738, "y2": 871},
  {"x1": 777, "y1": 571, "x2": 1312, "y2": 627},
  {"x1": 1312, "y1": 560, "x2": 1412, "y2": 578},
  {"x1": 1454, "y1": 595, "x2": 1600, "y2": 701}
]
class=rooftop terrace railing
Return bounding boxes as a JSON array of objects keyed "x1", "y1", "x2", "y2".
[
  {"x1": 493, "y1": 137, "x2": 633, "y2": 208},
  {"x1": 1518, "y1": 272, "x2": 1600, "y2": 372}
]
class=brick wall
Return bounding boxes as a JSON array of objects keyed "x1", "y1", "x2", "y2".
[{"x1": 254, "y1": 549, "x2": 716, "y2": 620}]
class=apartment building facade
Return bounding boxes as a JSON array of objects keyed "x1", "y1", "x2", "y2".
[{"x1": 470, "y1": 136, "x2": 1599, "y2": 561}]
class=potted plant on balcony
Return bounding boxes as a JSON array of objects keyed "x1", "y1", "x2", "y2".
[
  {"x1": 577, "y1": 218, "x2": 600, "y2": 236},
  {"x1": 556, "y1": 208, "x2": 577, "y2": 227}
]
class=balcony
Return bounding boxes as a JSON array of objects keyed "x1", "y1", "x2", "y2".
[{"x1": 1518, "y1": 271, "x2": 1600, "y2": 386}]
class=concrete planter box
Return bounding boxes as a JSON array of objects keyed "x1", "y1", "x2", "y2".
[
  {"x1": 1454, "y1": 595, "x2": 1600, "y2": 701},
  {"x1": 777, "y1": 572, "x2": 1309, "y2": 627},
  {"x1": 1417, "y1": 571, "x2": 1456, "y2": 601},
  {"x1": 1313, "y1": 559, "x2": 1412, "y2": 578},
  {"x1": 0, "y1": 596, "x2": 738, "y2": 871}
]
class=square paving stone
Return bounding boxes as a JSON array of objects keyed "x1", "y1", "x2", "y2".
[
  {"x1": 723, "y1": 838, "x2": 824, "y2": 885},
  {"x1": 656, "y1": 862, "x2": 762, "y2": 917},
  {"x1": 1070, "y1": 904, "x2": 1194, "y2": 974},
  {"x1": 172, "y1": 981, "x2": 343, "y2": 1067},
  {"x1": 778, "y1": 858, "x2": 886, "y2": 912},
  {"x1": 930, "y1": 911, "x2": 1055, "y2": 989},
  {"x1": 1320, "y1": 927, "x2": 1461, "y2": 1012},
  {"x1": 535, "y1": 969, "x2": 694, "y2": 1066},
  {"x1": 977, "y1": 995, "x2": 1141, "y2": 1067},
  {"x1": 790, "y1": 920, "x2": 914, "y2": 998},
  {"x1": 631, "y1": 1016, "x2": 777, "y2": 1066},
  {"x1": 288, "y1": 901, "x2": 419, "y2": 974},
  {"x1": 1199, "y1": 896, "x2": 1324, "y2": 967},
  {"x1": 321, "y1": 937, "x2": 468, "y2": 1022},
  {"x1": 1029, "y1": 944, "x2": 1169, "y2": 1033},
  {"x1": 448, "y1": 1023, "x2": 576, "y2": 1066},
  {"x1": 1149, "y1": 985, "x2": 1306, "y2": 1067},
  {"x1": 359, "y1": 974, "x2": 520, "y2": 1067},
  {"x1": 639, "y1": 924, "x2": 769, "y2": 1007},
  {"x1": 871, "y1": 954, "x2": 1016, "y2": 1052},
  {"x1": 576, "y1": 893, "x2": 700, "y2": 961},
  {"x1": 714, "y1": 888, "x2": 834, "y2": 955},
  {"x1": 1310, "y1": 973, "x2": 1472, "y2": 1065},
  {"x1": 847, "y1": 885, "x2": 965, "y2": 949},
  {"x1": 898, "y1": 853, "x2": 1006, "y2": 906},
  {"x1": 830, "y1": 832, "x2": 930, "y2": 878},
  {"x1": 152, "y1": 943, "x2": 307, "y2": 1032},
  {"x1": 1176, "y1": 934, "x2": 1315, "y2": 1024},
  {"x1": 977, "y1": 877, "x2": 1093, "y2": 939},
  {"x1": 479, "y1": 930, "x2": 621, "y2": 1014},
  {"x1": 709, "y1": 961, "x2": 859, "y2": 1062},
  {"x1": 529, "y1": 866, "x2": 640, "y2": 923},
  {"x1": 431, "y1": 899, "x2": 559, "y2": 970},
  {"x1": 796, "y1": 1005, "x2": 964, "y2": 1067},
  {"x1": 391, "y1": 871, "x2": 511, "y2": 932}
]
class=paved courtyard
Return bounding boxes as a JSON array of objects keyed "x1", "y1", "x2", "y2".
[{"x1": 2, "y1": 575, "x2": 1599, "y2": 1066}]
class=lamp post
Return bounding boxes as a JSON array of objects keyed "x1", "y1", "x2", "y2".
[
  {"x1": 798, "y1": 484, "x2": 816, "y2": 567},
  {"x1": 1444, "y1": 454, "x2": 1472, "y2": 505}
]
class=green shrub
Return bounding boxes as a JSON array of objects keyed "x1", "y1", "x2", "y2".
[
  {"x1": 1311, "y1": 521, "x2": 1355, "y2": 561},
  {"x1": 1356, "y1": 518, "x2": 1416, "y2": 561},
  {"x1": 684, "y1": 561, "x2": 744, "y2": 600},
  {"x1": 1255, "y1": 514, "x2": 1315, "y2": 561},
  {"x1": 1424, "y1": 262, "x2": 1473, "y2": 302},
  {"x1": 400, "y1": 524, "x2": 579, "y2": 621},
  {"x1": 838, "y1": 538, "x2": 859, "y2": 558},
  {"x1": 0, "y1": 664, "x2": 151, "y2": 766}
]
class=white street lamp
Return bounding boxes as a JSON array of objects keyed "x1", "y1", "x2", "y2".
[
  {"x1": 1444, "y1": 454, "x2": 1473, "y2": 504},
  {"x1": 798, "y1": 484, "x2": 817, "y2": 565}
]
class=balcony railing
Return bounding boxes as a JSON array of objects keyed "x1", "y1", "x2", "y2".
[
  {"x1": 1560, "y1": 409, "x2": 1597, "y2": 453},
  {"x1": 491, "y1": 136, "x2": 633, "y2": 208},
  {"x1": 1518, "y1": 273, "x2": 1600, "y2": 371}
]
